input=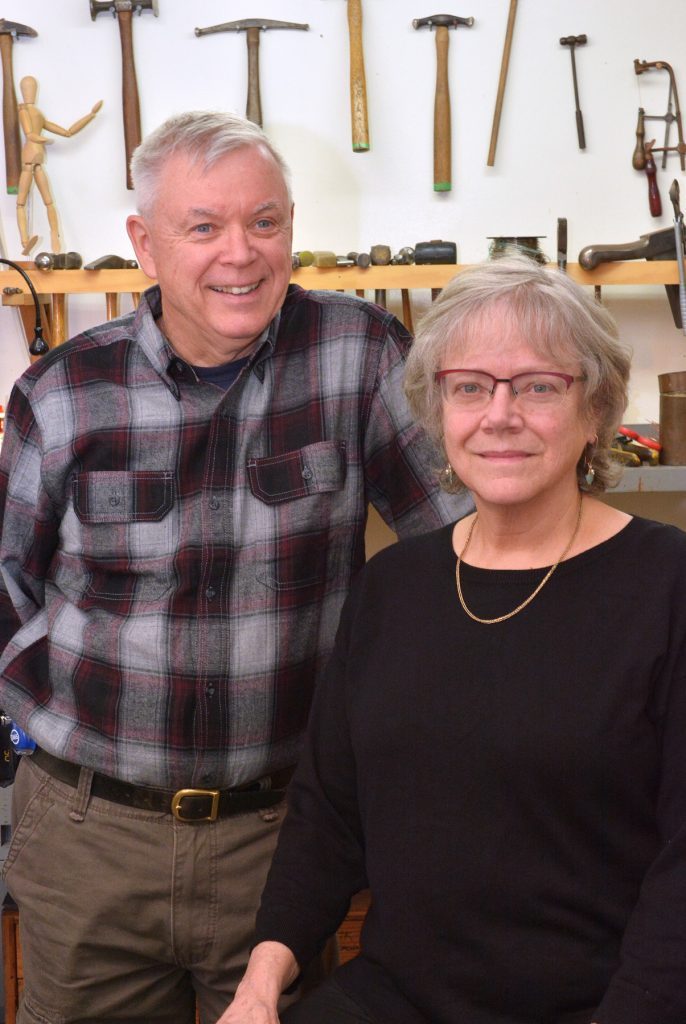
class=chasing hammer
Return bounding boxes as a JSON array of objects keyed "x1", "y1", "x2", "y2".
[
  {"x1": 195, "y1": 19, "x2": 309, "y2": 127},
  {"x1": 413, "y1": 14, "x2": 474, "y2": 191},
  {"x1": 90, "y1": 0, "x2": 158, "y2": 190},
  {"x1": 0, "y1": 19, "x2": 37, "y2": 193}
]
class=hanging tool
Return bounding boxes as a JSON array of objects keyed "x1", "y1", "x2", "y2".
[
  {"x1": 347, "y1": 0, "x2": 369, "y2": 151},
  {"x1": 643, "y1": 140, "x2": 662, "y2": 217},
  {"x1": 487, "y1": 0, "x2": 517, "y2": 167},
  {"x1": 195, "y1": 18, "x2": 309, "y2": 127},
  {"x1": 325, "y1": 1, "x2": 371, "y2": 151},
  {"x1": 579, "y1": 225, "x2": 683, "y2": 329},
  {"x1": 557, "y1": 218, "x2": 567, "y2": 271},
  {"x1": 0, "y1": 19, "x2": 38, "y2": 194},
  {"x1": 413, "y1": 14, "x2": 474, "y2": 192},
  {"x1": 633, "y1": 59, "x2": 686, "y2": 171},
  {"x1": 559, "y1": 35, "x2": 587, "y2": 150},
  {"x1": 668, "y1": 179, "x2": 686, "y2": 336},
  {"x1": 90, "y1": 0, "x2": 159, "y2": 190}
]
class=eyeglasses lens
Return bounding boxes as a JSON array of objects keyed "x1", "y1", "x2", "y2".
[{"x1": 439, "y1": 371, "x2": 570, "y2": 408}]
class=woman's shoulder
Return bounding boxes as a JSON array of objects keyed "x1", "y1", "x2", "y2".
[
  {"x1": 573, "y1": 512, "x2": 686, "y2": 583},
  {"x1": 364, "y1": 521, "x2": 456, "y2": 575}
]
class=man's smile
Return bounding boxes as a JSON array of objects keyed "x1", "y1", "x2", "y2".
[{"x1": 209, "y1": 283, "x2": 261, "y2": 296}]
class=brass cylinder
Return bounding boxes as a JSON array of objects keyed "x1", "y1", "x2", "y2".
[{"x1": 658, "y1": 371, "x2": 686, "y2": 464}]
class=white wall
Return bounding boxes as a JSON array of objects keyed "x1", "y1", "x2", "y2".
[{"x1": 2, "y1": 0, "x2": 686, "y2": 434}]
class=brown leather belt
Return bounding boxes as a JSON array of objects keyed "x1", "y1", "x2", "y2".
[{"x1": 32, "y1": 747, "x2": 294, "y2": 823}]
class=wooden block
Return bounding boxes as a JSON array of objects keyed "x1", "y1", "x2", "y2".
[{"x1": 336, "y1": 889, "x2": 370, "y2": 965}]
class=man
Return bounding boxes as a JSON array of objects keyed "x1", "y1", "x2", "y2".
[{"x1": 0, "y1": 111, "x2": 471, "y2": 1023}]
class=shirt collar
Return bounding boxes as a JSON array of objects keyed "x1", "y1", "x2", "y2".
[{"x1": 132, "y1": 285, "x2": 283, "y2": 392}]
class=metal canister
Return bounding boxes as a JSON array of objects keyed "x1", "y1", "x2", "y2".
[
  {"x1": 658, "y1": 371, "x2": 686, "y2": 464},
  {"x1": 487, "y1": 236, "x2": 548, "y2": 264}
]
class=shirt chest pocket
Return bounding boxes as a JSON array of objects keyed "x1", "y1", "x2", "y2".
[
  {"x1": 66, "y1": 470, "x2": 177, "y2": 604},
  {"x1": 247, "y1": 441, "x2": 347, "y2": 591}
]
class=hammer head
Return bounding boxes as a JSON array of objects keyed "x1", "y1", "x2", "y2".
[
  {"x1": 90, "y1": 0, "x2": 158, "y2": 22},
  {"x1": 413, "y1": 14, "x2": 474, "y2": 30},
  {"x1": 195, "y1": 18, "x2": 309, "y2": 37},
  {"x1": 0, "y1": 19, "x2": 38, "y2": 39},
  {"x1": 560, "y1": 35, "x2": 587, "y2": 47}
]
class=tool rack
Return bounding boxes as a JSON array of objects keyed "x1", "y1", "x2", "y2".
[{"x1": 2, "y1": 261, "x2": 685, "y2": 495}]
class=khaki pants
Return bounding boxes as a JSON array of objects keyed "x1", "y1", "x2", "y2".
[{"x1": 3, "y1": 756, "x2": 285, "y2": 1024}]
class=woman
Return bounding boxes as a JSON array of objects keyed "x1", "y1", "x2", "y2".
[{"x1": 219, "y1": 256, "x2": 686, "y2": 1024}]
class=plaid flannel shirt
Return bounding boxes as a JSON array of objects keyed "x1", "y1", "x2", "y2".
[{"x1": 0, "y1": 285, "x2": 470, "y2": 788}]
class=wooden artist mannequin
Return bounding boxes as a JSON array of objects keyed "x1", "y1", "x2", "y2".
[{"x1": 17, "y1": 76, "x2": 102, "y2": 255}]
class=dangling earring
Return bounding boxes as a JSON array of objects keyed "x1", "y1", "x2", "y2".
[
  {"x1": 583, "y1": 440, "x2": 597, "y2": 487},
  {"x1": 443, "y1": 463, "x2": 455, "y2": 487}
]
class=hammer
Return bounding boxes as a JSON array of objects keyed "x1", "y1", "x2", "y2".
[
  {"x1": 560, "y1": 35, "x2": 587, "y2": 150},
  {"x1": 0, "y1": 19, "x2": 37, "y2": 193},
  {"x1": 90, "y1": 0, "x2": 159, "y2": 190},
  {"x1": 324, "y1": 1, "x2": 371, "y2": 152},
  {"x1": 413, "y1": 14, "x2": 474, "y2": 192},
  {"x1": 195, "y1": 19, "x2": 309, "y2": 127}
]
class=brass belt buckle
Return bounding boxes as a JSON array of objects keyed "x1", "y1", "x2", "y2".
[{"x1": 171, "y1": 788, "x2": 220, "y2": 822}]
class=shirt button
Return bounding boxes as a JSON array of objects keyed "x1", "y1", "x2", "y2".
[
  {"x1": 175, "y1": 360, "x2": 185, "y2": 374},
  {"x1": 206, "y1": 686, "x2": 215, "y2": 697},
  {"x1": 206, "y1": 586, "x2": 216, "y2": 600},
  {"x1": 209, "y1": 497, "x2": 220, "y2": 510},
  {"x1": 301, "y1": 467, "x2": 312, "y2": 480},
  {"x1": 109, "y1": 494, "x2": 121, "y2": 507}
]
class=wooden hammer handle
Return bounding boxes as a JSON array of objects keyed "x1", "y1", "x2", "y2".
[
  {"x1": 433, "y1": 26, "x2": 451, "y2": 191},
  {"x1": 246, "y1": 27, "x2": 263, "y2": 126},
  {"x1": 487, "y1": 0, "x2": 517, "y2": 167},
  {"x1": 347, "y1": 0, "x2": 369, "y2": 151},
  {"x1": 117, "y1": 9, "x2": 142, "y2": 190},
  {"x1": 0, "y1": 35, "x2": 20, "y2": 194}
]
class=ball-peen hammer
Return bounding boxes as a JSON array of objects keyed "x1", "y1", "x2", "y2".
[
  {"x1": 560, "y1": 35, "x2": 587, "y2": 150},
  {"x1": 413, "y1": 14, "x2": 474, "y2": 192},
  {"x1": 195, "y1": 18, "x2": 309, "y2": 128}
]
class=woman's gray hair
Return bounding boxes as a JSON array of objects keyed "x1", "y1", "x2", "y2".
[
  {"x1": 404, "y1": 254, "x2": 632, "y2": 494},
  {"x1": 130, "y1": 110, "x2": 292, "y2": 218}
]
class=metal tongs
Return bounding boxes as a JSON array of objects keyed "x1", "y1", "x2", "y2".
[{"x1": 669, "y1": 179, "x2": 686, "y2": 335}]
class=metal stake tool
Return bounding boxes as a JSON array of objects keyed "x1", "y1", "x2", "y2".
[
  {"x1": 560, "y1": 35, "x2": 587, "y2": 149},
  {"x1": 669, "y1": 179, "x2": 686, "y2": 335}
]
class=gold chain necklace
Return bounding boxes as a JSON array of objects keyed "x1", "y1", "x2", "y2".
[{"x1": 455, "y1": 496, "x2": 584, "y2": 625}]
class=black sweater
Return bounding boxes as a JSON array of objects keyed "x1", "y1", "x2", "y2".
[{"x1": 256, "y1": 517, "x2": 686, "y2": 1024}]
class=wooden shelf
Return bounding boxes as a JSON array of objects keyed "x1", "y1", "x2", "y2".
[
  {"x1": 0, "y1": 261, "x2": 682, "y2": 298},
  {"x1": 611, "y1": 465, "x2": 686, "y2": 492}
]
